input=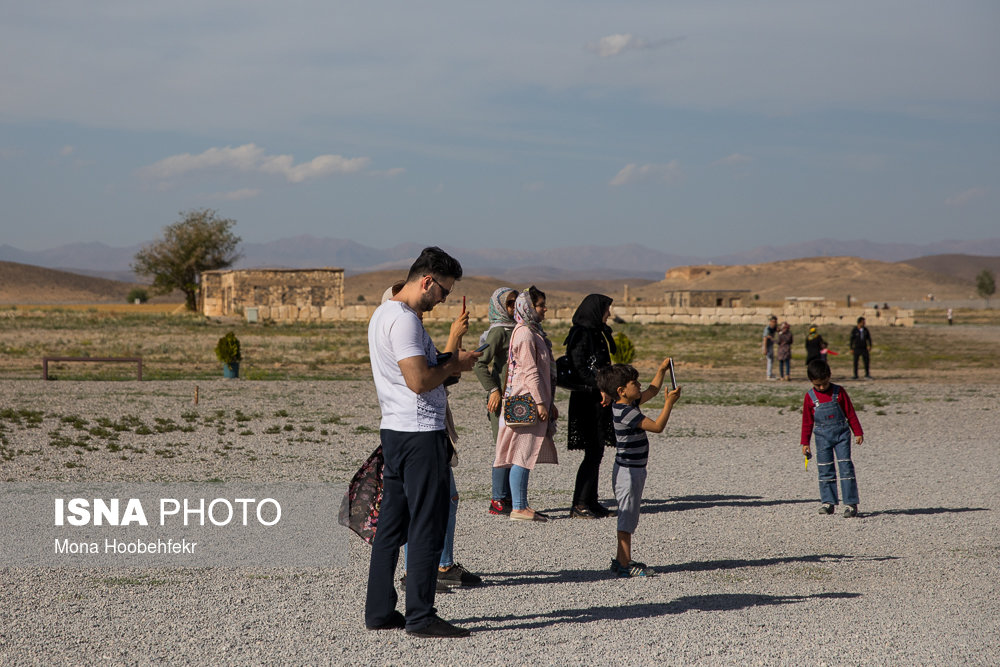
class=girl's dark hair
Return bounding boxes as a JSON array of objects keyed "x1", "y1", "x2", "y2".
[
  {"x1": 596, "y1": 364, "x2": 638, "y2": 397},
  {"x1": 527, "y1": 285, "x2": 545, "y2": 306},
  {"x1": 807, "y1": 359, "x2": 832, "y2": 381}
]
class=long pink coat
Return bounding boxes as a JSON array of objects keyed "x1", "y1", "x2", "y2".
[{"x1": 493, "y1": 324, "x2": 558, "y2": 470}]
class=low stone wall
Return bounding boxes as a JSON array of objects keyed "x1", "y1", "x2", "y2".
[{"x1": 244, "y1": 302, "x2": 914, "y2": 327}]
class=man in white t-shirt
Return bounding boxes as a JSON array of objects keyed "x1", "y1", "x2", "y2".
[{"x1": 364, "y1": 246, "x2": 481, "y2": 639}]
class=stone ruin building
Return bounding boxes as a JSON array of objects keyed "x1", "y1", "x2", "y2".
[
  {"x1": 200, "y1": 268, "x2": 344, "y2": 322},
  {"x1": 663, "y1": 289, "x2": 752, "y2": 308}
]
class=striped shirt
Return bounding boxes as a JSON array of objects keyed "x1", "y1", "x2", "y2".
[{"x1": 611, "y1": 401, "x2": 649, "y2": 468}]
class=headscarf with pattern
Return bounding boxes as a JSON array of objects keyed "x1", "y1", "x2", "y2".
[
  {"x1": 478, "y1": 287, "x2": 517, "y2": 347},
  {"x1": 512, "y1": 288, "x2": 554, "y2": 379}
]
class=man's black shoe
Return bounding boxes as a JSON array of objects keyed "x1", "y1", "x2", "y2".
[
  {"x1": 365, "y1": 610, "x2": 405, "y2": 631},
  {"x1": 405, "y1": 615, "x2": 471, "y2": 638},
  {"x1": 438, "y1": 562, "x2": 483, "y2": 587}
]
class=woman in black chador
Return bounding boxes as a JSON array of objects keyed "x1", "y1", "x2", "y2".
[{"x1": 565, "y1": 294, "x2": 616, "y2": 518}]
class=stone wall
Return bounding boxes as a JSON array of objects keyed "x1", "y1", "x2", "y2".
[
  {"x1": 201, "y1": 268, "x2": 344, "y2": 319},
  {"x1": 235, "y1": 301, "x2": 912, "y2": 327}
]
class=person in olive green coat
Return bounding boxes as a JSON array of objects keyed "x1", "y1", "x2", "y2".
[{"x1": 474, "y1": 287, "x2": 518, "y2": 515}]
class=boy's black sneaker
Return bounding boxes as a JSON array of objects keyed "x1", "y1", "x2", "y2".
[
  {"x1": 438, "y1": 562, "x2": 482, "y2": 587},
  {"x1": 843, "y1": 505, "x2": 858, "y2": 518},
  {"x1": 406, "y1": 616, "x2": 471, "y2": 638},
  {"x1": 819, "y1": 503, "x2": 834, "y2": 515}
]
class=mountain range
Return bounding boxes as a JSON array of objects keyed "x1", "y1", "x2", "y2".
[{"x1": 2, "y1": 237, "x2": 999, "y2": 282}]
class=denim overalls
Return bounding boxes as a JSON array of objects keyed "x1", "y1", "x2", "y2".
[{"x1": 809, "y1": 386, "x2": 859, "y2": 506}]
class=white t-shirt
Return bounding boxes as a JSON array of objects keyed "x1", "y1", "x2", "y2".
[{"x1": 368, "y1": 300, "x2": 447, "y2": 432}]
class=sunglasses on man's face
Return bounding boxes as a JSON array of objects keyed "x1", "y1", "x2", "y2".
[{"x1": 428, "y1": 276, "x2": 451, "y2": 298}]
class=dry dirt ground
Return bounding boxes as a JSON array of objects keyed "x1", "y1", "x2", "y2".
[{"x1": 0, "y1": 377, "x2": 997, "y2": 665}]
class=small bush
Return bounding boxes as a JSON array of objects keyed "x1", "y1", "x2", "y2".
[
  {"x1": 611, "y1": 332, "x2": 636, "y2": 364},
  {"x1": 215, "y1": 331, "x2": 242, "y2": 364},
  {"x1": 126, "y1": 288, "x2": 149, "y2": 304}
]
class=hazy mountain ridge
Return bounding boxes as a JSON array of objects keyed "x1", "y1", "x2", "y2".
[{"x1": 2, "y1": 237, "x2": 999, "y2": 282}]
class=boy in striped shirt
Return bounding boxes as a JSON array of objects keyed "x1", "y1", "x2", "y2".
[{"x1": 597, "y1": 360, "x2": 682, "y2": 577}]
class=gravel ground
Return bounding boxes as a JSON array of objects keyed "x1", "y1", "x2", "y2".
[{"x1": 1, "y1": 378, "x2": 998, "y2": 666}]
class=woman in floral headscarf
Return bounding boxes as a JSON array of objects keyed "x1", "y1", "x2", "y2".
[
  {"x1": 473, "y1": 287, "x2": 518, "y2": 515},
  {"x1": 493, "y1": 286, "x2": 558, "y2": 522}
]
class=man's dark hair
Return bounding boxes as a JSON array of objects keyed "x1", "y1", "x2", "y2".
[
  {"x1": 807, "y1": 359, "x2": 832, "y2": 381},
  {"x1": 528, "y1": 285, "x2": 545, "y2": 306},
  {"x1": 857, "y1": 316, "x2": 866, "y2": 325},
  {"x1": 596, "y1": 364, "x2": 639, "y2": 398},
  {"x1": 405, "y1": 246, "x2": 463, "y2": 283}
]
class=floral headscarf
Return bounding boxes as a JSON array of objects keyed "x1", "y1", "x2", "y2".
[
  {"x1": 512, "y1": 289, "x2": 554, "y2": 379},
  {"x1": 513, "y1": 289, "x2": 541, "y2": 331},
  {"x1": 807, "y1": 325, "x2": 820, "y2": 341},
  {"x1": 478, "y1": 287, "x2": 517, "y2": 347}
]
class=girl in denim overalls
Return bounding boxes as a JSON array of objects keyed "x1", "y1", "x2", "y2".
[{"x1": 800, "y1": 360, "x2": 865, "y2": 517}]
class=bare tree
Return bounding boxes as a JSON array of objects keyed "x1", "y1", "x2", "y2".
[{"x1": 132, "y1": 209, "x2": 242, "y2": 311}]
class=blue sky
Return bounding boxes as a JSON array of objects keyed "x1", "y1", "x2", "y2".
[{"x1": 1, "y1": 1, "x2": 997, "y2": 256}]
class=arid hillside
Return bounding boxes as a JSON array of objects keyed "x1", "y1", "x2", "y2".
[
  {"x1": 629, "y1": 256, "x2": 979, "y2": 305},
  {"x1": 2, "y1": 255, "x2": 989, "y2": 308},
  {"x1": 899, "y1": 254, "x2": 1000, "y2": 283},
  {"x1": 0, "y1": 261, "x2": 178, "y2": 305}
]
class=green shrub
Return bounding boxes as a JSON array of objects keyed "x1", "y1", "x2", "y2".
[
  {"x1": 611, "y1": 332, "x2": 636, "y2": 364},
  {"x1": 126, "y1": 288, "x2": 149, "y2": 304},
  {"x1": 214, "y1": 331, "x2": 242, "y2": 364}
]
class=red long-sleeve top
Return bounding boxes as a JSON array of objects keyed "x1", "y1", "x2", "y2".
[{"x1": 800, "y1": 384, "x2": 864, "y2": 446}]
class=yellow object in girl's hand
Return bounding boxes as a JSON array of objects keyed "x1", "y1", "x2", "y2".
[{"x1": 805, "y1": 456, "x2": 809, "y2": 470}]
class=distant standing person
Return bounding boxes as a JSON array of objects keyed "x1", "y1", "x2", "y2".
[
  {"x1": 565, "y1": 294, "x2": 617, "y2": 519},
  {"x1": 947, "y1": 308, "x2": 954, "y2": 326},
  {"x1": 762, "y1": 315, "x2": 778, "y2": 380},
  {"x1": 776, "y1": 321, "x2": 793, "y2": 381},
  {"x1": 473, "y1": 287, "x2": 518, "y2": 515},
  {"x1": 801, "y1": 359, "x2": 864, "y2": 517},
  {"x1": 804, "y1": 326, "x2": 827, "y2": 366},
  {"x1": 849, "y1": 316, "x2": 873, "y2": 380},
  {"x1": 364, "y1": 246, "x2": 481, "y2": 638}
]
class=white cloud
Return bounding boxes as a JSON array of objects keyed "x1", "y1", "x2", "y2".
[
  {"x1": 945, "y1": 187, "x2": 986, "y2": 207},
  {"x1": 610, "y1": 161, "x2": 683, "y2": 186},
  {"x1": 713, "y1": 153, "x2": 752, "y2": 166},
  {"x1": 207, "y1": 188, "x2": 261, "y2": 201},
  {"x1": 588, "y1": 34, "x2": 648, "y2": 57},
  {"x1": 138, "y1": 143, "x2": 370, "y2": 184}
]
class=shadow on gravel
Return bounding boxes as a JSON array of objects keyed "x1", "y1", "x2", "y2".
[
  {"x1": 640, "y1": 494, "x2": 814, "y2": 514},
  {"x1": 658, "y1": 553, "x2": 896, "y2": 575},
  {"x1": 453, "y1": 592, "x2": 862, "y2": 631},
  {"x1": 483, "y1": 554, "x2": 895, "y2": 588},
  {"x1": 863, "y1": 506, "x2": 989, "y2": 517}
]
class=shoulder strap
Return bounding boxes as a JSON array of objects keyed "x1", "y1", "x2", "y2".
[{"x1": 807, "y1": 389, "x2": 819, "y2": 407}]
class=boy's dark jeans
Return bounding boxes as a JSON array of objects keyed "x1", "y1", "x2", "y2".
[{"x1": 365, "y1": 429, "x2": 449, "y2": 630}]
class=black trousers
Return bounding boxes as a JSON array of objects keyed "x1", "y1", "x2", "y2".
[
  {"x1": 853, "y1": 349, "x2": 870, "y2": 377},
  {"x1": 573, "y1": 441, "x2": 605, "y2": 508},
  {"x1": 364, "y1": 429, "x2": 449, "y2": 630}
]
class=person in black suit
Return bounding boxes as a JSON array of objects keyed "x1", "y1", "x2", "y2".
[{"x1": 849, "y1": 317, "x2": 873, "y2": 379}]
